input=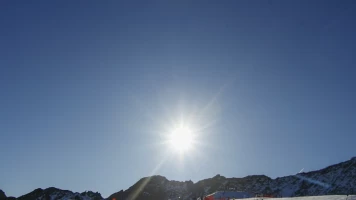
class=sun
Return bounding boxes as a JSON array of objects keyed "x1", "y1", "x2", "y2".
[{"x1": 168, "y1": 126, "x2": 194, "y2": 153}]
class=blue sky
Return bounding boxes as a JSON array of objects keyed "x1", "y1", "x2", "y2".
[{"x1": 1, "y1": 0, "x2": 356, "y2": 198}]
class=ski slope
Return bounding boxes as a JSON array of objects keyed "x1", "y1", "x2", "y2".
[{"x1": 243, "y1": 195, "x2": 356, "y2": 200}]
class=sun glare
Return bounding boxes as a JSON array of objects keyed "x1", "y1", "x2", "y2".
[{"x1": 169, "y1": 126, "x2": 194, "y2": 153}]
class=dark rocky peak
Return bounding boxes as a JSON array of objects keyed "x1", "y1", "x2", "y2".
[
  {"x1": 241, "y1": 175, "x2": 272, "y2": 182},
  {"x1": 107, "y1": 190, "x2": 124, "y2": 200},
  {"x1": 17, "y1": 187, "x2": 103, "y2": 200},
  {"x1": 137, "y1": 175, "x2": 168, "y2": 185},
  {"x1": 0, "y1": 190, "x2": 15, "y2": 200},
  {"x1": 196, "y1": 174, "x2": 226, "y2": 184},
  {"x1": 0, "y1": 190, "x2": 6, "y2": 199},
  {"x1": 81, "y1": 191, "x2": 102, "y2": 198},
  {"x1": 17, "y1": 188, "x2": 44, "y2": 200},
  {"x1": 184, "y1": 180, "x2": 194, "y2": 185},
  {"x1": 213, "y1": 174, "x2": 226, "y2": 180},
  {"x1": 44, "y1": 187, "x2": 66, "y2": 192}
]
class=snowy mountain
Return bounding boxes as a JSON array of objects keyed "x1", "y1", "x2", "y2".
[
  {"x1": 2, "y1": 188, "x2": 103, "y2": 200},
  {"x1": 108, "y1": 157, "x2": 356, "y2": 200},
  {"x1": 1, "y1": 157, "x2": 355, "y2": 200},
  {"x1": 108, "y1": 176, "x2": 194, "y2": 200}
]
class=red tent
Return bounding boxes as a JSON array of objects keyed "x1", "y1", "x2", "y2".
[{"x1": 204, "y1": 195, "x2": 214, "y2": 200}]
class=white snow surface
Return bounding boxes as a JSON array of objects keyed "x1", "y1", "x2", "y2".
[{"x1": 244, "y1": 195, "x2": 356, "y2": 200}]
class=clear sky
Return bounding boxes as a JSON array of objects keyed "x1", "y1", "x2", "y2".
[{"x1": 1, "y1": 0, "x2": 356, "y2": 198}]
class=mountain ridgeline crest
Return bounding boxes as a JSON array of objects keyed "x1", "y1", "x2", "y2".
[{"x1": 2, "y1": 157, "x2": 356, "y2": 200}]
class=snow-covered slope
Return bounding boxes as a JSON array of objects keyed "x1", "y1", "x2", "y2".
[
  {"x1": 247, "y1": 195, "x2": 356, "y2": 200},
  {"x1": 108, "y1": 157, "x2": 356, "y2": 200}
]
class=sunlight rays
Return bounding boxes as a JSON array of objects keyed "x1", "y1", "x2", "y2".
[{"x1": 128, "y1": 80, "x2": 232, "y2": 199}]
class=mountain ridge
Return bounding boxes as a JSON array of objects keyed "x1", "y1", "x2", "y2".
[{"x1": 2, "y1": 157, "x2": 356, "y2": 200}]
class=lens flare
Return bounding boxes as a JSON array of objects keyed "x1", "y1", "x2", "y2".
[{"x1": 169, "y1": 126, "x2": 194, "y2": 153}]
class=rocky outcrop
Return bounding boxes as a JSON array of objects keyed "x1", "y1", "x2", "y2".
[
  {"x1": 108, "y1": 157, "x2": 356, "y2": 199},
  {"x1": 0, "y1": 190, "x2": 7, "y2": 200},
  {"x1": 17, "y1": 187, "x2": 103, "y2": 200}
]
